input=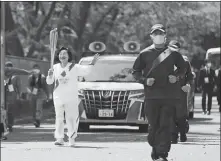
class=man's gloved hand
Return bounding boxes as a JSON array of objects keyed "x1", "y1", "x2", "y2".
[
  {"x1": 168, "y1": 75, "x2": 177, "y2": 84},
  {"x1": 146, "y1": 78, "x2": 155, "y2": 86},
  {"x1": 182, "y1": 84, "x2": 191, "y2": 93}
]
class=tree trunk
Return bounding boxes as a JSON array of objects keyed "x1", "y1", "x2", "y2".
[
  {"x1": 2, "y1": 2, "x2": 24, "y2": 57},
  {"x1": 75, "y1": 1, "x2": 91, "y2": 54},
  {"x1": 92, "y1": 3, "x2": 119, "y2": 38},
  {"x1": 104, "y1": 8, "x2": 119, "y2": 44},
  {"x1": 26, "y1": 2, "x2": 56, "y2": 57}
]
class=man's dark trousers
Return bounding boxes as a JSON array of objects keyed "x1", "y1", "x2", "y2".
[
  {"x1": 171, "y1": 92, "x2": 188, "y2": 139},
  {"x1": 145, "y1": 99, "x2": 177, "y2": 157},
  {"x1": 202, "y1": 88, "x2": 213, "y2": 112}
]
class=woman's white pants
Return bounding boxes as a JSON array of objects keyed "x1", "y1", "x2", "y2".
[{"x1": 54, "y1": 99, "x2": 79, "y2": 139}]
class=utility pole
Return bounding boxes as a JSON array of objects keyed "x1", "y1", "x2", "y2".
[{"x1": 1, "y1": 1, "x2": 6, "y2": 110}]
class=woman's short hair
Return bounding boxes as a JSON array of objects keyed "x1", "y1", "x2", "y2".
[{"x1": 54, "y1": 47, "x2": 73, "y2": 64}]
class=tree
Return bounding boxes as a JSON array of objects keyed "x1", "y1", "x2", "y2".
[
  {"x1": 1, "y1": 2, "x2": 24, "y2": 57},
  {"x1": 6, "y1": 1, "x2": 220, "y2": 65}
]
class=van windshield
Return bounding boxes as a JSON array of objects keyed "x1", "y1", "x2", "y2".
[
  {"x1": 206, "y1": 48, "x2": 220, "y2": 69},
  {"x1": 78, "y1": 58, "x2": 137, "y2": 82}
]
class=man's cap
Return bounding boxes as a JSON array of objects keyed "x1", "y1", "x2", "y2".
[
  {"x1": 150, "y1": 24, "x2": 166, "y2": 34},
  {"x1": 168, "y1": 40, "x2": 181, "y2": 50},
  {"x1": 5, "y1": 61, "x2": 13, "y2": 67}
]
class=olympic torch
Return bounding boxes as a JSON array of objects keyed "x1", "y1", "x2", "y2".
[{"x1": 49, "y1": 28, "x2": 58, "y2": 68}]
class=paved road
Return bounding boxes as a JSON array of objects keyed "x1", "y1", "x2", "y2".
[{"x1": 1, "y1": 96, "x2": 220, "y2": 161}]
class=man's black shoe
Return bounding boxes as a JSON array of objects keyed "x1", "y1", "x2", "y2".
[
  {"x1": 0, "y1": 136, "x2": 7, "y2": 140},
  {"x1": 171, "y1": 133, "x2": 178, "y2": 144},
  {"x1": 207, "y1": 111, "x2": 211, "y2": 115},
  {"x1": 34, "y1": 120, "x2": 40, "y2": 128},
  {"x1": 151, "y1": 148, "x2": 158, "y2": 160},
  {"x1": 154, "y1": 157, "x2": 168, "y2": 161},
  {"x1": 7, "y1": 127, "x2": 13, "y2": 132},
  {"x1": 180, "y1": 134, "x2": 187, "y2": 142}
]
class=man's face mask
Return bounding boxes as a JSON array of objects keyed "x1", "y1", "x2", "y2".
[
  {"x1": 33, "y1": 69, "x2": 40, "y2": 74},
  {"x1": 207, "y1": 63, "x2": 212, "y2": 68},
  {"x1": 152, "y1": 35, "x2": 166, "y2": 45},
  {"x1": 151, "y1": 31, "x2": 166, "y2": 45}
]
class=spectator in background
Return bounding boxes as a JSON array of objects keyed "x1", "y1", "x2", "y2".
[
  {"x1": 1, "y1": 65, "x2": 31, "y2": 140},
  {"x1": 198, "y1": 60, "x2": 216, "y2": 115},
  {"x1": 4, "y1": 61, "x2": 22, "y2": 132},
  {"x1": 27, "y1": 64, "x2": 49, "y2": 128},
  {"x1": 215, "y1": 66, "x2": 221, "y2": 112}
]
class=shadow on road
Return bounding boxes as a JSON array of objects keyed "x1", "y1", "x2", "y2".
[
  {"x1": 2, "y1": 124, "x2": 220, "y2": 146},
  {"x1": 2, "y1": 126, "x2": 148, "y2": 143},
  {"x1": 189, "y1": 117, "x2": 220, "y2": 125}
]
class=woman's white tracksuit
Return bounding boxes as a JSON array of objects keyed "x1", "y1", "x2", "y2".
[{"x1": 46, "y1": 63, "x2": 90, "y2": 140}]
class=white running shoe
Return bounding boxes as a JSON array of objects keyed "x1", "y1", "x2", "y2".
[
  {"x1": 54, "y1": 139, "x2": 64, "y2": 146},
  {"x1": 68, "y1": 138, "x2": 75, "y2": 147}
]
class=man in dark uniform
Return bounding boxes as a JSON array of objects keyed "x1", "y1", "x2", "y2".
[
  {"x1": 4, "y1": 61, "x2": 22, "y2": 132},
  {"x1": 169, "y1": 42, "x2": 194, "y2": 143},
  {"x1": 1, "y1": 65, "x2": 31, "y2": 140},
  {"x1": 132, "y1": 24, "x2": 186, "y2": 161},
  {"x1": 28, "y1": 64, "x2": 49, "y2": 128},
  {"x1": 216, "y1": 66, "x2": 220, "y2": 112},
  {"x1": 198, "y1": 60, "x2": 216, "y2": 115}
]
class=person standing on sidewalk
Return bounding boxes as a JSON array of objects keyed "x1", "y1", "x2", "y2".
[
  {"x1": 215, "y1": 66, "x2": 220, "y2": 112},
  {"x1": 27, "y1": 64, "x2": 49, "y2": 128},
  {"x1": 132, "y1": 24, "x2": 186, "y2": 161},
  {"x1": 46, "y1": 47, "x2": 99, "y2": 147},
  {"x1": 4, "y1": 61, "x2": 22, "y2": 132},
  {"x1": 198, "y1": 60, "x2": 216, "y2": 115}
]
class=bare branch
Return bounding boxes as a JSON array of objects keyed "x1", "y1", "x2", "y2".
[{"x1": 27, "y1": 2, "x2": 56, "y2": 57}]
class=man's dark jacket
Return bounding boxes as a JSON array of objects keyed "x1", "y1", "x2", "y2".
[
  {"x1": 132, "y1": 44, "x2": 186, "y2": 99},
  {"x1": 198, "y1": 67, "x2": 216, "y2": 91}
]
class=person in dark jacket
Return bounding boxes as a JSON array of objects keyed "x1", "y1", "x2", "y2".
[
  {"x1": 170, "y1": 50, "x2": 194, "y2": 144},
  {"x1": 27, "y1": 64, "x2": 49, "y2": 128},
  {"x1": 1, "y1": 66, "x2": 31, "y2": 140},
  {"x1": 132, "y1": 24, "x2": 186, "y2": 161},
  {"x1": 216, "y1": 66, "x2": 221, "y2": 112},
  {"x1": 198, "y1": 60, "x2": 216, "y2": 115},
  {"x1": 4, "y1": 61, "x2": 22, "y2": 132}
]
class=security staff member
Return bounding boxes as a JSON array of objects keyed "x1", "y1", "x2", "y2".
[
  {"x1": 1, "y1": 66, "x2": 31, "y2": 140},
  {"x1": 132, "y1": 24, "x2": 186, "y2": 161},
  {"x1": 28, "y1": 64, "x2": 49, "y2": 128},
  {"x1": 4, "y1": 61, "x2": 22, "y2": 132},
  {"x1": 169, "y1": 42, "x2": 194, "y2": 143},
  {"x1": 198, "y1": 60, "x2": 216, "y2": 115}
]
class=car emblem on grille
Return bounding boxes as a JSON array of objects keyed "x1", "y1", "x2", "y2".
[{"x1": 102, "y1": 91, "x2": 111, "y2": 98}]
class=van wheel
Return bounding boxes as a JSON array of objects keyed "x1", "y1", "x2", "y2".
[{"x1": 139, "y1": 124, "x2": 148, "y2": 133}]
